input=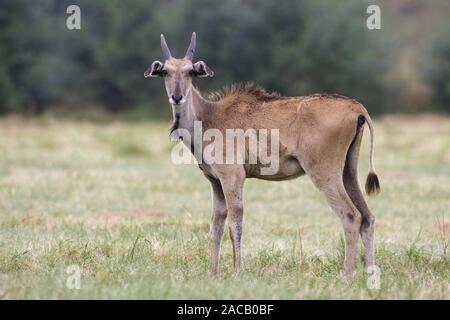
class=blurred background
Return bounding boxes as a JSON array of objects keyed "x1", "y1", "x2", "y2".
[
  {"x1": 0, "y1": 0, "x2": 449, "y2": 118},
  {"x1": 0, "y1": 1, "x2": 449, "y2": 299}
]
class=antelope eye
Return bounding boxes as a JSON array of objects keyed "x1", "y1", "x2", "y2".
[
  {"x1": 188, "y1": 70, "x2": 195, "y2": 76},
  {"x1": 161, "y1": 70, "x2": 168, "y2": 76}
]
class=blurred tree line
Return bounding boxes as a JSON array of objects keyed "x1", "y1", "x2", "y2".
[
  {"x1": 0, "y1": 0, "x2": 448, "y2": 116},
  {"x1": 423, "y1": 24, "x2": 450, "y2": 113}
]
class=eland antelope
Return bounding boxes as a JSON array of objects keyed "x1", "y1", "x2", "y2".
[{"x1": 145, "y1": 32, "x2": 380, "y2": 275}]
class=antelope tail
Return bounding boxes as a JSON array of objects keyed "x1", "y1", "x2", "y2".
[{"x1": 364, "y1": 114, "x2": 381, "y2": 195}]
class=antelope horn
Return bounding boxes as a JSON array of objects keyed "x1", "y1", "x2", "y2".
[
  {"x1": 160, "y1": 34, "x2": 172, "y2": 60},
  {"x1": 185, "y1": 32, "x2": 196, "y2": 61}
]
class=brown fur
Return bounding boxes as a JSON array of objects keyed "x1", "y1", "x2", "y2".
[
  {"x1": 207, "y1": 83, "x2": 358, "y2": 104},
  {"x1": 207, "y1": 83, "x2": 287, "y2": 102}
]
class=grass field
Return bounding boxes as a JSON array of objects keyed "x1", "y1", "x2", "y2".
[{"x1": 0, "y1": 114, "x2": 449, "y2": 299}]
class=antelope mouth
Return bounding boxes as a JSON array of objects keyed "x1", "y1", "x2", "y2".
[{"x1": 169, "y1": 97, "x2": 187, "y2": 105}]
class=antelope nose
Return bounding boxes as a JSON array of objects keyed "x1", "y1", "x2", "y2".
[{"x1": 171, "y1": 95, "x2": 183, "y2": 104}]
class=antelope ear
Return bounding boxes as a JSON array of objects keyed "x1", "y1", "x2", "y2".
[
  {"x1": 193, "y1": 61, "x2": 214, "y2": 77},
  {"x1": 144, "y1": 60, "x2": 164, "y2": 78}
]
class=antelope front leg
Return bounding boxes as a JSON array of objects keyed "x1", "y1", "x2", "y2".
[
  {"x1": 207, "y1": 176, "x2": 228, "y2": 274},
  {"x1": 220, "y1": 168, "x2": 245, "y2": 272}
]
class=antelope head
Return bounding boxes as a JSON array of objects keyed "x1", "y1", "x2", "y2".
[{"x1": 145, "y1": 32, "x2": 214, "y2": 105}]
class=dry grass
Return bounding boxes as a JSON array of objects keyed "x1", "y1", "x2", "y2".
[{"x1": 0, "y1": 114, "x2": 449, "y2": 299}]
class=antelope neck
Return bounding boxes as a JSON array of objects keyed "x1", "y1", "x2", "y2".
[{"x1": 170, "y1": 86, "x2": 215, "y2": 137}]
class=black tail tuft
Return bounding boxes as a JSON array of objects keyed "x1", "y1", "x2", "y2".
[{"x1": 365, "y1": 172, "x2": 381, "y2": 195}]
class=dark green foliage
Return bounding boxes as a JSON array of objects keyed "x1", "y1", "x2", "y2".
[
  {"x1": 0, "y1": 0, "x2": 398, "y2": 115},
  {"x1": 423, "y1": 24, "x2": 450, "y2": 113}
]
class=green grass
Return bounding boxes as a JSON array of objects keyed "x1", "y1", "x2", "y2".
[{"x1": 0, "y1": 114, "x2": 449, "y2": 299}]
